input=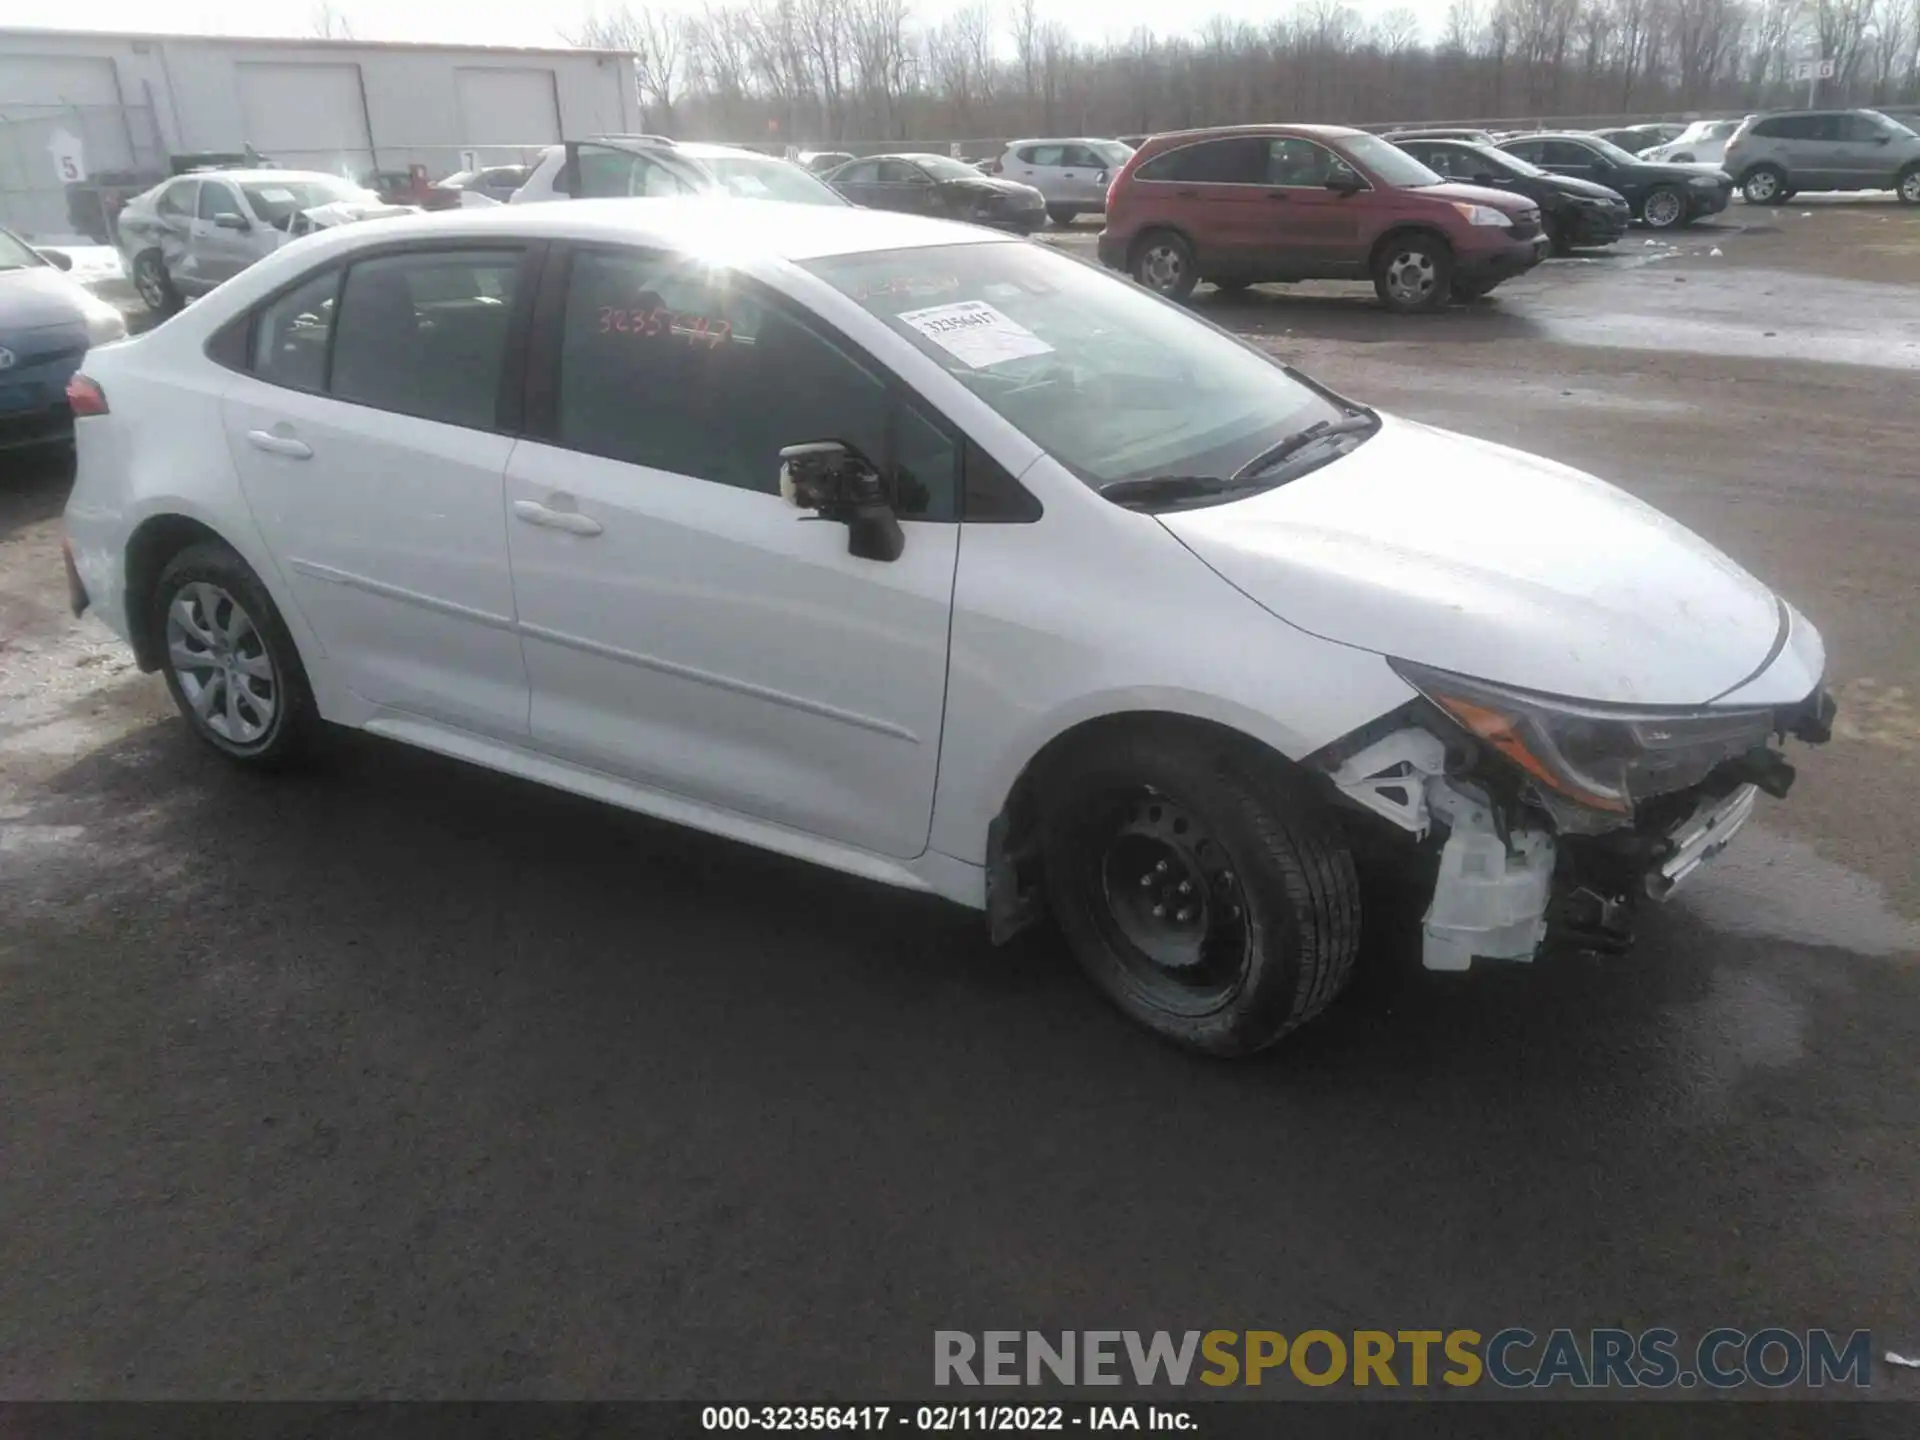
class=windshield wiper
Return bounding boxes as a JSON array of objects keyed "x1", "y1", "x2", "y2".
[
  {"x1": 1230, "y1": 410, "x2": 1380, "y2": 482},
  {"x1": 1097, "y1": 474, "x2": 1270, "y2": 512}
]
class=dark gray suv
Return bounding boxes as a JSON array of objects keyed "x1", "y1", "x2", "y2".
[{"x1": 1723, "y1": 109, "x2": 1920, "y2": 205}]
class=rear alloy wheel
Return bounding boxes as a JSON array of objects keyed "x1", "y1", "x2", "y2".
[
  {"x1": 1040, "y1": 726, "x2": 1360, "y2": 1056},
  {"x1": 1131, "y1": 232, "x2": 1198, "y2": 301},
  {"x1": 154, "y1": 542, "x2": 318, "y2": 768},
  {"x1": 132, "y1": 251, "x2": 181, "y2": 316},
  {"x1": 1640, "y1": 185, "x2": 1685, "y2": 229},
  {"x1": 1742, "y1": 166, "x2": 1787, "y2": 205},
  {"x1": 1373, "y1": 236, "x2": 1452, "y2": 313},
  {"x1": 1899, "y1": 167, "x2": 1920, "y2": 206}
]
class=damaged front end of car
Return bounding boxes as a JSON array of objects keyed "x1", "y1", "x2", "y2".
[{"x1": 1312, "y1": 661, "x2": 1837, "y2": 970}]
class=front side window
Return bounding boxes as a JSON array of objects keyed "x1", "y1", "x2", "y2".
[
  {"x1": 909, "y1": 155, "x2": 985, "y2": 181},
  {"x1": 555, "y1": 249, "x2": 956, "y2": 516},
  {"x1": 702, "y1": 154, "x2": 845, "y2": 205},
  {"x1": 836, "y1": 160, "x2": 880, "y2": 184},
  {"x1": 1541, "y1": 140, "x2": 1600, "y2": 167},
  {"x1": 251, "y1": 268, "x2": 340, "y2": 392},
  {"x1": 878, "y1": 160, "x2": 930, "y2": 184},
  {"x1": 1504, "y1": 140, "x2": 1546, "y2": 164},
  {"x1": 157, "y1": 180, "x2": 196, "y2": 218},
  {"x1": 1266, "y1": 139, "x2": 1345, "y2": 187},
  {"x1": 1841, "y1": 112, "x2": 1895, "y2": 141},
  {"x1": 328, "y1": 250, "x2": 523, "y2": 429},
  {"x1": 805, "y1": 241, "x2": 1341, "y2": 489},
  {"x1": 1024, "y1": 145, "x2": 1066, "y2": 167},
  {"x1": 575, "y1": 145, "x2": 702, "y2": 199},
  {"x1": 198, "y1": 182, "x2": 245, "y2": 221}
]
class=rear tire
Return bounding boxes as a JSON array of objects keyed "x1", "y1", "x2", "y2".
[
  {"x1": 1039, "y1": 724, "x2": 1361, "y2": 1057},
  {"x1": 1130, "y1": 230, "x2": 1198, "y2": 301},
  {"x1": 152, "y1": 541, "x2": 319, "y2": 769},
  {"x1": 1046, "y1": 205, "x2": 1079, "y2": 227},
  {"x1": 1372, "y1": 232, "x2": 1453, "y2": 313},
  {"x1": 132, "y1": 250, "x2": 181, "y2": 316},
  {"x1": 1741, "y1": 165, "x2": 1787, "y2": 205}
]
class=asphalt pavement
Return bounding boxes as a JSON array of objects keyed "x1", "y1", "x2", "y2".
[{"x1": 3, "y1": 200, "x2": 1918, "y2": 1400}]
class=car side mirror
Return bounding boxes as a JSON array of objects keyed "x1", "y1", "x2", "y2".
[
  {"x1": 1324, "y1": 171, "x2": 1364, "y2": 195},
  {"x1": 38, "y1": 247, "x2": 73, "y2": 271},
  {"x1": 779, "y1": 440, "x2": 905, "y2": 563},
  {"x1": 1471, "y1": 172, "x2": 1498, "y2": 185},
  {"x1": 215, "y1": 213, "x2": 251, "y2": 231}
]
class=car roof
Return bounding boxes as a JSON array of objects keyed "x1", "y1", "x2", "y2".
[
  {"x1": 173, "y1": 169, "x2": 355, "y2": 185},
  {"x1": 1145, "y1": 123, "x2": 1368, "y2": 144},
  {"x1": 1501, "y1": 132, "x2": 1600, "y2": 142},
  {"x1": 675, "y1": 143, "x2": 784, "y2": 161},
  {"x1": 248, "y1": 196, "x2": 1012, "y2": 263}
]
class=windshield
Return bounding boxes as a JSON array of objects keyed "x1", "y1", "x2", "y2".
[
  {"x1": 804, "y1": 242, "x2": 1340, "y2": 487},
  {"x1": 0, "y1": 227, "x2": 46, "y2": 270},
  {"x1": 243, "y1": 177, "x2": 378, "y2": 228},
  {"x1": 703, "y1": 154, "x2": 846, "y2": 205},
  {"x1": 911, "y1": 155, "x2": 984, "y2": 181},
  {"x1": 1342, "y1": 134, "x2": 1443, "y2": 187}
]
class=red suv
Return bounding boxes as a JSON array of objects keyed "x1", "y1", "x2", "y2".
[{"x1": 1098, "y1": 124, "x2": 1548, "y2": 312}]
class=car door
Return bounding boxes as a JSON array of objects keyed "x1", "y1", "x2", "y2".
[
  {"x1": 875, "y1": 159, "x2": 940, "y2": 214},
  {"x1": 1247, "y1": 137, "x2": 1365, "y2": 274},
  {"x1": 1133, "y1": 136, "x2": 1271, "y2": 273},
  {"x1": 149, "y1": 178, "x2": 200, "y2": 290},
  {"x1": 829, "y1": 159, "x2": 885, "y2": 207},
  {"x1": 1780, "y1": 115, "x2": 1842, "y2": 187},
  {"x1": 191, "y1": 179, "x2": 257, "y2": 286},
  {"x1": 220, "y1": 245, "x2": 536, "y2": 740},
  {"x1": 1008, "y1": 143, "x2": 1062, "y2": 199},
  {"x1": 502, "y1": 244, "x2": 961, "y2": 860},
  {"x1": 1061, "y1": 145, "x2": 1111, "y2": 206},
  {"x1": 1835, "y1": 112, "x2": 1898, "y2": 186}
]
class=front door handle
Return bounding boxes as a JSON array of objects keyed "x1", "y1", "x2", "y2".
[
  {"x1": 245, "y1": 428, "x2": 312, "y2": 459},
  {"x1": 1264, "y1": 191, "x2": 1290, "y2": 200},
  {"x1": 512, "y1": 499, "x2": 603, "y2": 536}
]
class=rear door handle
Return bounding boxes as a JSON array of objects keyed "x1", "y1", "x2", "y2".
[
  {"x1": 1175, "y1": 188, "x2": 1199, "y2": 198},
  {"x1": 512, "y1": 499, "x2": 603, "y2": 536},
  {"x1": 245, "y1": 428, "x2": 312, "y2": 459},
  {"x1": 1264, "y1": 191, "x2": 1289, "y2": 200}
]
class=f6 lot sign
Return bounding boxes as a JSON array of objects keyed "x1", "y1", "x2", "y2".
[{"x1": 1792, "y1": 56, "x2": 1837, "y2": 81}]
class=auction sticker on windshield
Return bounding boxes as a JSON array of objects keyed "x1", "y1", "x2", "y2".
[{"x1": 897, "y1": 300, "x2": 1053, "y2": 368}]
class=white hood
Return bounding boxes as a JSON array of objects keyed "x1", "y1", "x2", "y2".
[{"x1": 1159, "y1": 415, "x2": 1783, "y2": 706}]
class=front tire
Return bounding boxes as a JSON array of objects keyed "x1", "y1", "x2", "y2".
[
  {"x1": 1039, "y1": 725, "x2": 1361, "y2": 1056},
  {"x1": 153, "y1": 541, "x2": 318, "y2": 768},
  {"x1": 1545, "y1": 212, "x2": 1572, "y2": 257},
  {"x1": 1130, "y1": 231, "x2": 1198, "y2": 301},
  {"x1": 132, "y1": 250, "x2": 181, "y2": 316},
  {"x1": 1372, "y1": 233, "x2": 1452, "y2": 313},
  {"x1": 1640, "y1": 185, "x2": 1685, "y2": 229},
  {"x1": 1741, "y1": 165, "x2": 1787, "y2": 205},
  {"x1": 1899, "y1": 166, "x2": 1920, "y2": 206},
  {"x1": 1046, "y1": 205, "x2": 1079, "y2": 227}
]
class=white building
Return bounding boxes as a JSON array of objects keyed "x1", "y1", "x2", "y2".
[{"x1": 0, "y1": 27, "x2": 640, "y2": 235}]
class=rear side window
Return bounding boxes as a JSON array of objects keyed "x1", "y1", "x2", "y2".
[
  {"x1": 1136, "y1": 137, "x2": 1267, "y2": 184},
  {"x1": 554, "y1": 248, "x2": 956, "y2": 517},
  {"x1": 1755, "y1": 115, "x2": 1822, "y2": 140},
  {"x1": 251, "y1": 269, "x2": 340, "y2": 392},
  {"x1": 156, "y1": 180, "x2": 196, "y2": 218},
  {"x1": 328, "y1": 250, "x2": 523, "y2": 429}
]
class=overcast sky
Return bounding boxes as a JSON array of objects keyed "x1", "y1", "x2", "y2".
[{"x1": 10, "y1": 0, "x2": 1446, "y2": 52}]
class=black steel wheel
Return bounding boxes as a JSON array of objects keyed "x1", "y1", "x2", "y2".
[{"x1": 1040, "y1": 723, "x2": 1361, "y2": 1056}]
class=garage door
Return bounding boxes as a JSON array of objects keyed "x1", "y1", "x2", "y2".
[
  {"x1": 235, "y1": 62, "x2": 373, "y2": 173},
  {"x1": 454, "y1": 68, "x2": 561, "y2": 148},
  {"x1": 0, "y1": 54, "x2": 124, "y2": 109}
]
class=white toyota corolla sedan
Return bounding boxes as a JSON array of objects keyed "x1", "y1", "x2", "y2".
[{"x1": 61, "y1": 199, "x2": 1835, "y2": 1056}]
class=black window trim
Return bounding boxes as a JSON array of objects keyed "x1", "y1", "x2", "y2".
[
  {"x1": 519, "y1": 238, "x2": 1040, "y2": 523},
  {"x1": 205, "y1": 235, "x2": 546, "y2": 437}
]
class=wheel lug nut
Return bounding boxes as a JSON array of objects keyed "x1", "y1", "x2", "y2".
[
  {"x1": 1176, "y1": 908, "x2": 1193, "y2": 922},
  {"x1": 1151, "y1": 904, "x2": 1165, "y2": 918},
  {"x1": 1177, "y1": 880, "x2": 1192, "y2": 895},
  {"x1": 1155, "y1": 859, "x2": 1169, "y2": 873},
  {"x1": 1139, "y1": 873, "x2": 1153, "y2": 888}
]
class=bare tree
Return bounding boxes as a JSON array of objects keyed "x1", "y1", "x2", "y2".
[
  {"x1": 311, "y1": 1, "x2": 354, "y2": 37},
  {"x1": 1012, "y1": 0, "x2": 1042, "y2": 130},
  {"x1": 571, "y1": 6, "x2": 686, "y2": 125}
]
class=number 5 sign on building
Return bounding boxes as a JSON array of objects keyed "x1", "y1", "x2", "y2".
[{"x1": 49, "y1": 130, "x2": 88, "y2": 185}]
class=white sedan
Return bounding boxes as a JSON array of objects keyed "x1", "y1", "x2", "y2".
[{"x1": 60, "y1": 199, "x2": 1835, "y2": 1055}]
